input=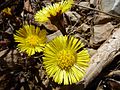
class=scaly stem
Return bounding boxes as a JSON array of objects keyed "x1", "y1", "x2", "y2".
[{"x1": 51, "y1": 14, "x2": 67, "y2": 36}]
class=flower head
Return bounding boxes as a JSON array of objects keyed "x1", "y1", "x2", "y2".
[
  {"x1": 14, "y1": 25, "x2": 47, "y2": 56},
  {"x1": 2, "y1": 7, "x2": 12, "y2": 15},
  {"x1": 34, "y1": 0, "x2": 73, "y2": 23},
  {"x1": 43, "y1": 35, "x2": 90, "y2": 85}
]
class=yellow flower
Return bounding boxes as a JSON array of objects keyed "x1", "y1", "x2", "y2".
[
  {"x1": 34, "y1": 0, "x2": 73, "y2": 23},
  {"x1": 2, "y1": 7, "x2": 12, "y2": 15},
  {"x1": 14, "y1": 25, "x2": 47, "y2": 56},
  {"x1": 43, "y1": 35, "x2": 90, "y2": 85}
]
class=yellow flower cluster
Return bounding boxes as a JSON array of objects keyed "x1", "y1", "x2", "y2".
[
  {"x1": 34, "y1": 0, "x2": 73, "y2": 23},
  {"x1": 14, "y1": 27, "x2": 90, "y2": 84},
  {"x1": 14, "y1": 0, "x2": 90, "y2": 85}
]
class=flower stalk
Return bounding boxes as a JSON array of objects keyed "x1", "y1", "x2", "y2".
[{"x1": 50, "y1": 14, "x2": 67, "y2": 35}]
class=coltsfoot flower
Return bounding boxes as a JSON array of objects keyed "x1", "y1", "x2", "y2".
[
  {"x1": 2, "y1": 7, "x2": 12, "y2": 15},
  {"x1": 14, "y1": 25, "x2": 47, "y2": 56},
  {"x1": 43, "y1": 35, "x2": 90, "y2": 85},
  {"x1": 34, "y1": 0, "x2": 73, "y2": 23}
]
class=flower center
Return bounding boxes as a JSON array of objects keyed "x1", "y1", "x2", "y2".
[
  {"x1": 26, "y1": 35, "x2": 40, "y2": 46},
  {"x1": 57, "y1": 50, "x2": 76, "y2": 70}
]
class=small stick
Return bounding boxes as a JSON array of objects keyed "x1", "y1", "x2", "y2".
[{"x1": 75, "y1": 4, "x2": 120, "y2": 19}]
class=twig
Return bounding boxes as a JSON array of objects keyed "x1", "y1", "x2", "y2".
[{"x1": 75, "y1": 4, "x2": 120, "y2": 19}]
